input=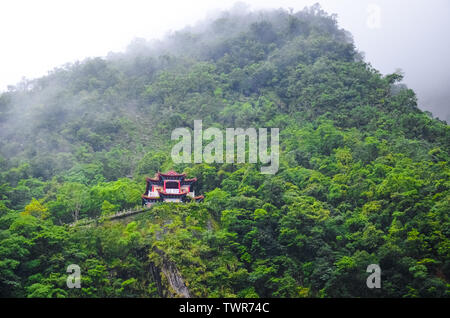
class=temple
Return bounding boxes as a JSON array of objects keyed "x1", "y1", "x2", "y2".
[{"x1": 142, "y1": 170, "x2": 204, "y2": 207}]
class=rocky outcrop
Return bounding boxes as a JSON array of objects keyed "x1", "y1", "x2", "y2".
[
  {"x1": 154, "y1": 247, "x2": 191, "y2": 298},
  {"x1": 160, "y1": 258, "x2": 191, "y2": 298}
]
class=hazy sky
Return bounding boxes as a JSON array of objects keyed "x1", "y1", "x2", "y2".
[{"x1": 1, "y1": 0, "x2": 449, "y2": 119}]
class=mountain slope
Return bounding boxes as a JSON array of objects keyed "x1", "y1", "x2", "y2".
[{"x1": 0, "y1": 5, "x2": 448, "y2": 298}]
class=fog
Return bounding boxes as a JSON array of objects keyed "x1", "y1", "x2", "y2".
[{"x1": 0, "y1": 0, "x2": 449, "y2": 120}]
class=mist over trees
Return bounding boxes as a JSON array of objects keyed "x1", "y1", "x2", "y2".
[{"x1": 0, "y1": 4, "x2": 448, "y2": 298}]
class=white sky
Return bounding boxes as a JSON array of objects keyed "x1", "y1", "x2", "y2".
[{"x1": 1, "y1": 0, "x2": 449, "y2": 118}]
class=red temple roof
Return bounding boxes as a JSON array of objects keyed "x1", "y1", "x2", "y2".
[
  {"x1": 146, "y1": 171, "x2": 188, "y2": 182},
  {"x1": 160, "y1": 170, "x2": 186, "y2": 177},
  {"x1": 142, "y1": 171, "x2": 203, "y2": 204}
]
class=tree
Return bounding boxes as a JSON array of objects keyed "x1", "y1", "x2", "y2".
[
  {"x1": 22, "y1": 198, "x2": 49, "y2": 220},
  {"x1": 56, "y1": 183, "x2": 89, "y2": 222}
]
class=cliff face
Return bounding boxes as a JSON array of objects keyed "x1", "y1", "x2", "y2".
[
  {"x1": 161, "y1": 258, "x2": 191, "y2": 298},
  {"x1": 154, "y1": 247, "x2": 191, "y2": 298}
]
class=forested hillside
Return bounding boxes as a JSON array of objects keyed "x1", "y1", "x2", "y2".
[{"x1": 0, "y1": 5, "x2": 448, "y2": 298}]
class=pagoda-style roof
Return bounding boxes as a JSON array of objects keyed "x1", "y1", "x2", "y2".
[
  {"x1": 146, "y1": 171, "x2": 198, "y2": 184},
  {"x1": 142, "y1": 170, "x2": 203, "y2": 205},
  {"x1": 160, "y1": 170, "x2": 186, "y2": 177}
]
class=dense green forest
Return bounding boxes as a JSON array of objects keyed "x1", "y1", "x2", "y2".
[{"x1": 0, "y1": 5, "x2": 449, "y2": 298}]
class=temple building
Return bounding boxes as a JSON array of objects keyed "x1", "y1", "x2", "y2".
[{"x1": 142, "y1": 170, "x2": 204, "y2": 207}]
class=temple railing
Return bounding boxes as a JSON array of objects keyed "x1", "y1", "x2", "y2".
[{"x1": 69, "y1": 205, "x2": 153, "y2": 227}]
